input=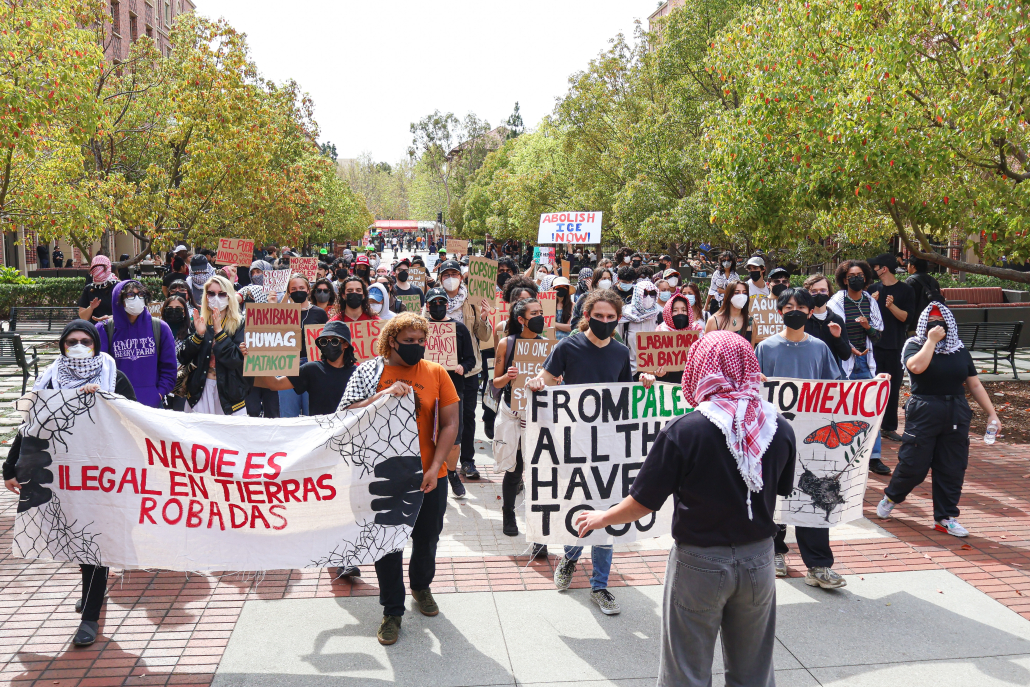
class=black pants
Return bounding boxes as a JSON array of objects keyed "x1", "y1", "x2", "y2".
[
  {"x1": 460, "y1": 375, "x2": 479, "y2": 467},
  {"x1": 885, "y1": 394, "x2": 971, "y2": 522},
  {"x1": 374, "y1": 476, "x2": 449, "y2": 617},
  {"x1": 502, "y1": 449, "x2": 524, "y2": 513},
  {"x1": 245, "y1": 386, "x2": 280, "y2": 418},
  {"x1": 80, "y1": 565, "x2": 108, "y2": 622},
  {"x1": 773, "y1": 525, "x2": 833, "y2": 569},
  {"x1": 873, "y1": 347, "x2": 903, "y2": 432}
]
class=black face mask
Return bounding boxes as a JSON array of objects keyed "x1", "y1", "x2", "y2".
[
  {"x1": 428, "y1": 303, "x2": 448, "y2": 321},
  {"x1": 526, "y1": 315, "x2": 545, "y2": 334},
  {"x1": 588, "y1": 318, "x2": 618, "y2": 340},
  {"x1": 749, "y1": 270, "x2": 762, "y2": 282},
  {"x1": 397, "y1": 270, "x2": 409, "y2": 282},
  {"x1": 314, "y1": 289, "x2": 331, "y2": 304},
  {"x1": 318, "y1": 341, "x2": 344, "y2": 362},
  {"x1": 812, "y1": 293, "x2": 830, "y2": 307},
  {"x1": 345, "y1": 293, "x2": 364, "y2": 309},
  {"x1": 771, "y1": 283, "x2": 788, "y2": 297},
  {"x1": 672, "y1": 313, "x2": 690, "y2": 330},
  {"x1": 395, "y1": 341, "x2": 425, "y2": 366},
  {"x1": 556, "y1": 288, "x2": 568, "y2": 298},
  {"x1": 782, "y1": 310, "x2": 809, "y2": 330},
  {"x1": 497, "y1": 272, "x2": 512, "y2": 288},
  {"x1": 289, "y1": 291, "x2": 308, "y2": 304},
  {"x1": 335, "y1": 270, "x2": 348, "y2": 281},
  {"x1": 847, "y1": 275, "x2": 866, "y2": 292},
  {"x1": 355, "y1": 268, "x2": 369, "y2": 280},
  {"x1": 163, "y1": 309, "x2": 185, "y2": 324}
]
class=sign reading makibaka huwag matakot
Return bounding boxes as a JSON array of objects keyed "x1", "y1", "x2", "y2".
[{"x1": 537, "y1": 212, "x2": 602, "y2": 244}]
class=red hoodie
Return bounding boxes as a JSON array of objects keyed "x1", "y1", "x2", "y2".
[{"x1": 657, "y1": 293, "x2": 704, "y2": 332}]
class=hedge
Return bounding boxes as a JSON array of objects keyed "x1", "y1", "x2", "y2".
[{"x1": 0, "y1": 277, "x2": 164, "y2": 319}]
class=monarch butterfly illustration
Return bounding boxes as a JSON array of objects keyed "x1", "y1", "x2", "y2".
[{"x1": 803, "y1": 420, "x2": 870, "y2": 449}]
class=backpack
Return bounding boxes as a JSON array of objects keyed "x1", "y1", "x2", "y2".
[{"x1": 908, "y1": 273, "x2": 943, "y2": 314}]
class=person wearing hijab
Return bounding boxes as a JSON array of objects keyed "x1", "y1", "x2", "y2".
[
  {"x1": 572, "y1": 331, "x2": 796, "y2": 686},
  {"x1": 653, "y1": 292, "x2": 701, "y2": 384},
  {"x1": 3, "y1": 320, "x2": 136, "y2": 647},
  {"x1": 77, "y1": 255, "x2": 118, "y2": 322},
  {"x1": 180, "y1": 275, "x2": 248, "y2": 415},
  {"x1": 877, "y1": 303, "x2": 1001, "y2": 538},
  {"x1": 618, "y1": 278, "x2": 663, "y2": 378},
  {"x1": 237, "y1": 259, "x2": 277, "y2": 304}
]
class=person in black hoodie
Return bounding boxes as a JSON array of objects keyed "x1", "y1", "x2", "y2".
[
  {"x1": 803, "y1": 274, "x2": 852, "y2": 372},
  {"x1": 180, "y1": 275, "x2": 248, "y2": 415},
  {"x1": 425, "y1": 287, "x2": 476, "y2": 499},
  {"x1": 3, "y1": 320, "x2": 136, "y2": 648}
]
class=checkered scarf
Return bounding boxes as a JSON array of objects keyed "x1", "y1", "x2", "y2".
[
  {"x1": 905, "y1": 301, "x2": 963, "y2": 356},
  {"x1": 682, "y1": 330, "x2": 777, "y2": 518}
]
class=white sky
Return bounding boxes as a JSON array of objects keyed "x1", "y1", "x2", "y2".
[{"x1": 195, "y1": 0, "x2": 661, "y2": 162}]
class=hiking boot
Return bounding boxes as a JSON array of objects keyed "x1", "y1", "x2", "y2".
[
  {"x1": 72, "y1": 620, "x2": 99, "y2": 647},
  {"x1": 462, "y1": 463, "x2": 481, "y2": 480},
  {"x1": 876, "y1": 496, "x2": 896, "y2": 519},
  {"x1": 377, "y1": 615, "x2": 401, "y2": 645},
  {"x1": 530, "y1": 543, "x2": 548, "y2": 560},
  {"x1": 591, "y1": 589, "x2": 621, "y2": 615},
  {"x1": 881, "y1": 430, "x2": 904, "y2": 442},
  {"x1": 869, "y1": 458, "x2": 892, "y2": 476},
  {"x1": 805, "y1": 567, "x2": 847, "y2": 589},
  {"x1": 447, "y1": 470, "x2": 466, "y2": 498},
  {"x1": 774, "y1": 553, "x2": 788, "y2": 578},
  {"x1": 554, "y1": 555, "x2": 577, "y2": 590},
  {"x1": 412, "y1": 588, "x2": 439, "y2": 616},
  {"x1": 935, "y1": 518, "x2": 969, "y2": 537},
  {"x1": 502, "y1": 508, "x2": 518, "y2": 537}
]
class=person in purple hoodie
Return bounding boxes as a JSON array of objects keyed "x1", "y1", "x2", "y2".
[{"x1": 97, "y1": 280, "x2": 177, "y2": 408}]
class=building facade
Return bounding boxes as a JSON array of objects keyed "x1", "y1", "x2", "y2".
[{"x1": 104, "y1": 0, "x2": 196, "y2": 63}]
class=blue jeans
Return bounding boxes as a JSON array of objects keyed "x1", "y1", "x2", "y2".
[
  {"x1": 847, "y1": 353, "x2": 882, "y2": 460},
  {"x1": 564, "y1": 545, "x2": 613, "y2": 590},
  {"x1": 279, "y1": 357, "x2": 309, "y2": 418}
]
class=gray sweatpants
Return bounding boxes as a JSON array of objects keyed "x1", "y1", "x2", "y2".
[{"x1": 659, "y1": 538, "x2": 776, "y2": 687}]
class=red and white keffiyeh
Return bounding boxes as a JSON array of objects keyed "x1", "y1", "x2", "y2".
[{"x1": 682, "y1": 330, "x2": 777, "y2": 518}]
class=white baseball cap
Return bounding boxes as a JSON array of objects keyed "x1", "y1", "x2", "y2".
[
  {"x1": 174, "y1": 245, "x2": 187, "y2": 253},
  {"x1": 745, "y1": 256, "x2": 765, "y2": 268}
]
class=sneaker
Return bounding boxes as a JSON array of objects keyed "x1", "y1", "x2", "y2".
[
  {"x1": 333, "y1": 566, "x2": 361, "y2": 580},
  {"x1": 554, "y1": 555, "x2": 577, "y2": 590},
  {"x1": 530, "y1": 543, "x2": 548, "y2": 560},
  {"x1": 462, "y1": 463, "x2": 481, "y2": 480},
  {"x1": 72, "y1": 620, "x2": 99, "y2": 647},
  {"x1": 805, "y1": 567, "x2": 847, "y2": 589},
  {"x1": 876, "y1": 496, "x2": 896, "y2": 519},
  {"x1": 502, "y1": 508, "x2": 519, "y2": 537},
  {"x1": 377, "y1": 615, "x2": 401, "y2": 645},
  {"x1": 774, "y1": 553, "x2": 787, "y2": 578},
  {"x1": 591, "y1": 589, "x2": 622, "y2": 615},
  {"x1": 935, "y1": 518, "x2": 969, "y2": 537},
  {"x1": 869, "y1": 458, "x2": 892, "y2": 476},
  {"x1": 447, "y1": 471, "x2": 466, "y2": 498},
  {"x1": 411, "y1": 588, "x2": 439, "y2": 616},
  {"x1": 881, "y1": 430, "x2": 904, "y2": 442}
]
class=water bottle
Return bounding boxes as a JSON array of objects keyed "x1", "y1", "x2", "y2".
[{"x1": 984, "y1": 419, "x2": 999, "y2": 445}]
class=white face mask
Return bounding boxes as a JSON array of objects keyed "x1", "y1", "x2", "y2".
[
  {"x1": 65, "y1": 343, "x2": 94, "y2": 359},
  {"x1": 723, "y1": 261, "x2": 732, "y2": 268},
  {"x1": 536, "y1": 271, "x2": 547, "y2": 280},
  {"x1": 123, "y1": 295, "x2": 146, "y2": 316},
  {"x1": 658, "y1": 291, "x2": 671, "y2": 302},
  {"x1": 370, "y1": 301, "x2": 383, "y2": 314},
  {"x1": 667, "y1": 277, "x2": 679, "y2": 287},
  {"x1": 623, "y1": 256, "x2": 632, "y2": 264},
  {"x1": 597, "y1": 279, "x2": 612, "y2": 290},
  {"x1": 208, "y1": 294, "x2": 228, "y2": 311},
  {"x1": 731, "y1": 294, "x2": 748, "y2": 309},
  {"x1": 443, "y1": 277, "x2": 461, "y2": 292},
  {"x1": 642, "y1": 296, "x2": 656, "y2": 310},
  {"x1": 687, "y1": 294, "x2": 696, "y2": 306}
]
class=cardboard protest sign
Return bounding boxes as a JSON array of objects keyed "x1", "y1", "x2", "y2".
[
  {"x1": 291, "y1": 257, "x2": 318, "y2": 282},
  {"x1": 425, "y1": 321, "x2": 458, "y2": 370},
  {"x1": 537, "y1": 212, "x2": 602, "y2": 244},
  {"x1": 490, "y1": 298, "x2": 508, "y2": 348},
  {"x1": 634, "y1": 330, "x2": 699, "y2": 374},
  {"x1": 349, "y1": 319, "x2": 382, "y2": 362},
  {"x1": 751, "y1": 294, "x2": 784, "y2": 344},
  {"x1": 11, "y1": 390, "x2": 423, "y2": 571},
  {"x1": 511, "y1": 338, "x2": 555, "y2": 412},
  {"x1": 522, "y1": 382, "x2": 681, "y2": 545},
  {"x1": 397, "y1": 294, "x2": 422, "y2": 313},
  {"x1": 263, "y1": 269, "x2": 291, "y2": 295},
  {"x1": 407, "y1": 266, "x2": 427, "y2": 292},
  {"x1": 763, "y1": 377, "x2": 890, "y2": 527},
  {"x1": 425, "y1": 254, "x2": 439, "y2": 273},
  {"x1": 468, "y1": 256, "x2": 498, "y2": 301},
  {"x1": 446, "y1": 238, "x2": 467, "y2": 256},
  {"x1": 304, "y1": 323, "x2": 326, "y2": 362},
  {"x1": 148, "y1": 302, "x2": 164, "y2": 317},
  {"x1": 216, "y1": 238, "x2": 255, "y2": 266},
  {"x1": 243, "y1": 303, "x2": 303, "y2": 376},
  {"x1": 538, "y1": 290, "x2": 557, "y2": 329},
  {"x1": 561, "y1": 259, "x2": 571, "y2": 278}
]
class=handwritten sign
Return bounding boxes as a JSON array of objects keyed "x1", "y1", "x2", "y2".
[
  {"x1": 538, "y1": 290, "x2": 557, "y2": 329},
  {"x1": 349, "y1": 319, "x2": 382, "y2": 362},
  {"x1": 407, "y1": 266, "x2": 427, "y2": 292},
  {"x1": 751, "y1": 294, "x2": 784, "y2": 344},
  {"x1": 537, "y1": 212, "x2": 602, "y2": 244},
  {"x1": 467, "y1": 256, "x2": 497, "y2": 301},
  {"x1": 533, "y1": 246, "x2": 555, "y2": 266},
  {"x1": 634, "y1": 330, "x2": 699, "y2": 374},
  {"x1": 291, "y1": 257, "x2": 318, "y2": 282},
  {"x1": 511, "y1": 338, "x2": 556, "y2": 412},
  {"x1": 304, "y1": 323, "x2": 326, "y2": 362},
  {"x1": 398, "y1": 294, "x2": 422, "y2": 313},
  {"x1": 264, "y1": 268, "x2": 291, "y2": 295},
  {"x1": 425, "y1": 322, "x2": 458, "y2": 370},
  {"x1": 243, "y1": 303, "x2": 302, "y2": 376},
  {"x1": 446, "y1": 238, "x2": 467, "y2": 257},
  {"x1": 216, "y1": 238, "x2": 254, "y2": 266}
]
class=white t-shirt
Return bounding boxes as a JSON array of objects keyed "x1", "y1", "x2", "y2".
[{"x1": 748, "y1": 280, "x2": 770, "y2": 297}]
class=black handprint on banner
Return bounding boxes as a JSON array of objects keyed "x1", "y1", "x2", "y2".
[
  {"x1": 368, "y1": 454, "x2": 424, "y2": 527},
  {"x1": 16, "y1": 436, "x2": 54, "y2": 513}
]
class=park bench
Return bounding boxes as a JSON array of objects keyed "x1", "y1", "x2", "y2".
[
  {"x1": 9, "y1": 306, "x2": 80, "y2": 334},
  {"x1": 0, "y1": 333, "x2": 39, "y2": 394},
  {"x1": 955, "y1": 322, "x2": 1023, "y2": 379}
]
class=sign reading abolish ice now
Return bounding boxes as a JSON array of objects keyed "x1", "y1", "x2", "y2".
[{"x1": 537, "y1": 212, "x2": 602, "y2": 244}]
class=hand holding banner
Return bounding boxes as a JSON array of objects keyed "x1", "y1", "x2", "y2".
[{"x1": 511, "y1": 338, "x2": 555, "y2": 412}]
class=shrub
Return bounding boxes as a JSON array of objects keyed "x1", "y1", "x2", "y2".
[{"x1": 0, "y1": 276, "x2": 166, "y2": 319}]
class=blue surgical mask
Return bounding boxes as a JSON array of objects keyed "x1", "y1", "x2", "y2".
[
  {"x1": 687, "y1": 294, "x2": 696, "y2": 306},
  {"x1": 618, "y1": 282, "x2": 634, "y2": 291}
]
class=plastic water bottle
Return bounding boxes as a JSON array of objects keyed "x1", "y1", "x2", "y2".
[{"x1": 984, "y1": 420, "x2": 999, "y2": 445}]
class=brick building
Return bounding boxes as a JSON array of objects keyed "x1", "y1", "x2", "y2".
[{"x1": 104, "y1": 0, "x2": 196, "y2": 63}]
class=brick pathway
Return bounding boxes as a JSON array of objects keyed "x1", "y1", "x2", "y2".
[{"x1": 4, "y1": 432, "x2": 1030, "y2": 685}]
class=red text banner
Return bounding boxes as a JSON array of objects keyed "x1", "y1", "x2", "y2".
[
  {"x1": 634, "y1": 330, "x2": 699, "y2": 374},
  {"x1": 216, "y1": 238, "x2": 254, "y2": 267}
]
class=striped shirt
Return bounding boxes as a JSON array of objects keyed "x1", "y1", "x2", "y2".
[{"x1": 843, "y1": 294, "x2": 872, "y2": 349}]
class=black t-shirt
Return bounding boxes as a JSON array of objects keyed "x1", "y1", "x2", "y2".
[
  {"x1": 394, "y1": 284, "x2": 425, "y2": 306},
  {"x1": 630, "y1": 412, "x2": 796, "y2": 547},
  {"x1": 287, "y1": 360, "x2": 356, "y2": 415},
  {"x1": 163, "y1": 270, "x2": 187, "y2": 290},
  {"x1": 868, "y1": 281, "x2": 915, "y2": 350},
  {"x1": 297, "y1": 307, "x2": 329, "y2": 360},
  {"x1": 903, "y1": 340, "x2": 977, "y2": 395},
  {"x1": 543, "y1": 333, "x2": 632, "y2": 385},
  {"x1": 77, "y1": 282, "x2": 116, "y2": 320}
]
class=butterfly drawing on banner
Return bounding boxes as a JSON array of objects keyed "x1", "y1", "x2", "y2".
[{"x1": 803, "y1": 420, "x2": 870, "y2": 449}]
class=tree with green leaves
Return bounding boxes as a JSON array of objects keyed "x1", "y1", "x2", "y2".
[{"x1": 505, "y1": 102, "x2": 524, "y2": 140}]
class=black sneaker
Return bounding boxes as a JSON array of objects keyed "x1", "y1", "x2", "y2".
[
  {"x1": 447, "y1": 471, "x2": 467, "y2": 498},
  {"x1": 462, "y1": 463, "x2": 481, "y2": 480},
  {"x1": 72, "y1": 620, "x2": 99, "y2": 647},
  {"x1": 530, "y1": 543, "x2": 549, "y2": 560},
  {"x1": 881, "y1": 430, "x2": 904, "y2": 442},
  {"x1": 869, "y1": 458, "x2": 892, "y2": 476},
  {"x1": 502, "y1": 508, "x2": 518, "y2": 537},
  {"x1": 333, "y1": 566, "x2": 361, "y2": 580}
]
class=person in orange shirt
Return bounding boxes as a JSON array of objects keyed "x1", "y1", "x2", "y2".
[{"x1": 338, "y1": 312, "x2": 460, "y2": 646}]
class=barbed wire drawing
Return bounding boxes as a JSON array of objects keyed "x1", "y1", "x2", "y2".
[
  {"x1": 317, "y1": 396, "x2": 420, "y2": 478},
  {"x1": 14, "y1": 494, "x2": 103, "y2": 566},
  {"x1": 310, "y1": 519, "x2": 413, "y2": 568},
  {"x1": 15, "y1": 390, "x2": 105, "y2": 452}
]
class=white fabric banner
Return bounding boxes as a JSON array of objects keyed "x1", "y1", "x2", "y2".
[{"x1": 11, "y1": 390, "x2": 424, "y2": 571}]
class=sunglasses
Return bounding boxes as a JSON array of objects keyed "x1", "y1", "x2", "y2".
[
  {"x1": 65, "y1": 337, "x2": 94, "y2": 346},
  {"x1": 316, "y1": 337, "x2": 346, "y2": 347},
  {"x1": 205, "y1": 291, "x2": 224, "y2": 298},
  {"x1": 315, "y1": 289, "x2": 330, "y2": 295}
]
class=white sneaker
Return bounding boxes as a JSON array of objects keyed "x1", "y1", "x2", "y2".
[
  {"x1": 876, "y1": 496, "x2": 896, "y2": 519},
  {"x1": 935, "y1": 518, "x2": 969, "y2": 537}
]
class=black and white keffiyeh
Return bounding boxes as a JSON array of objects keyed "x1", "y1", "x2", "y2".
[
  {"x1": 446, "y1": 283, "x2": 468, "y2": 324},
  {"x1": 36, "y1": 353, "x2": 118, "y2": 392},
  {"x1": 903, "y1": 302, "x2": 963, "y2": 356},
  {"x1": 337, "y1": 358, "x2": 386, "y2": 410}
]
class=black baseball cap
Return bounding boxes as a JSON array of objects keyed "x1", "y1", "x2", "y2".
[
  {"x1": 438, "y1": 259, "x2": 461, "y2": 274},
  {"x1": 426, "y1": 287, "x2": 448, "y2": 304},
  {"x1": 767, "y1": 267, "x2": 790, "y2": 280}
]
